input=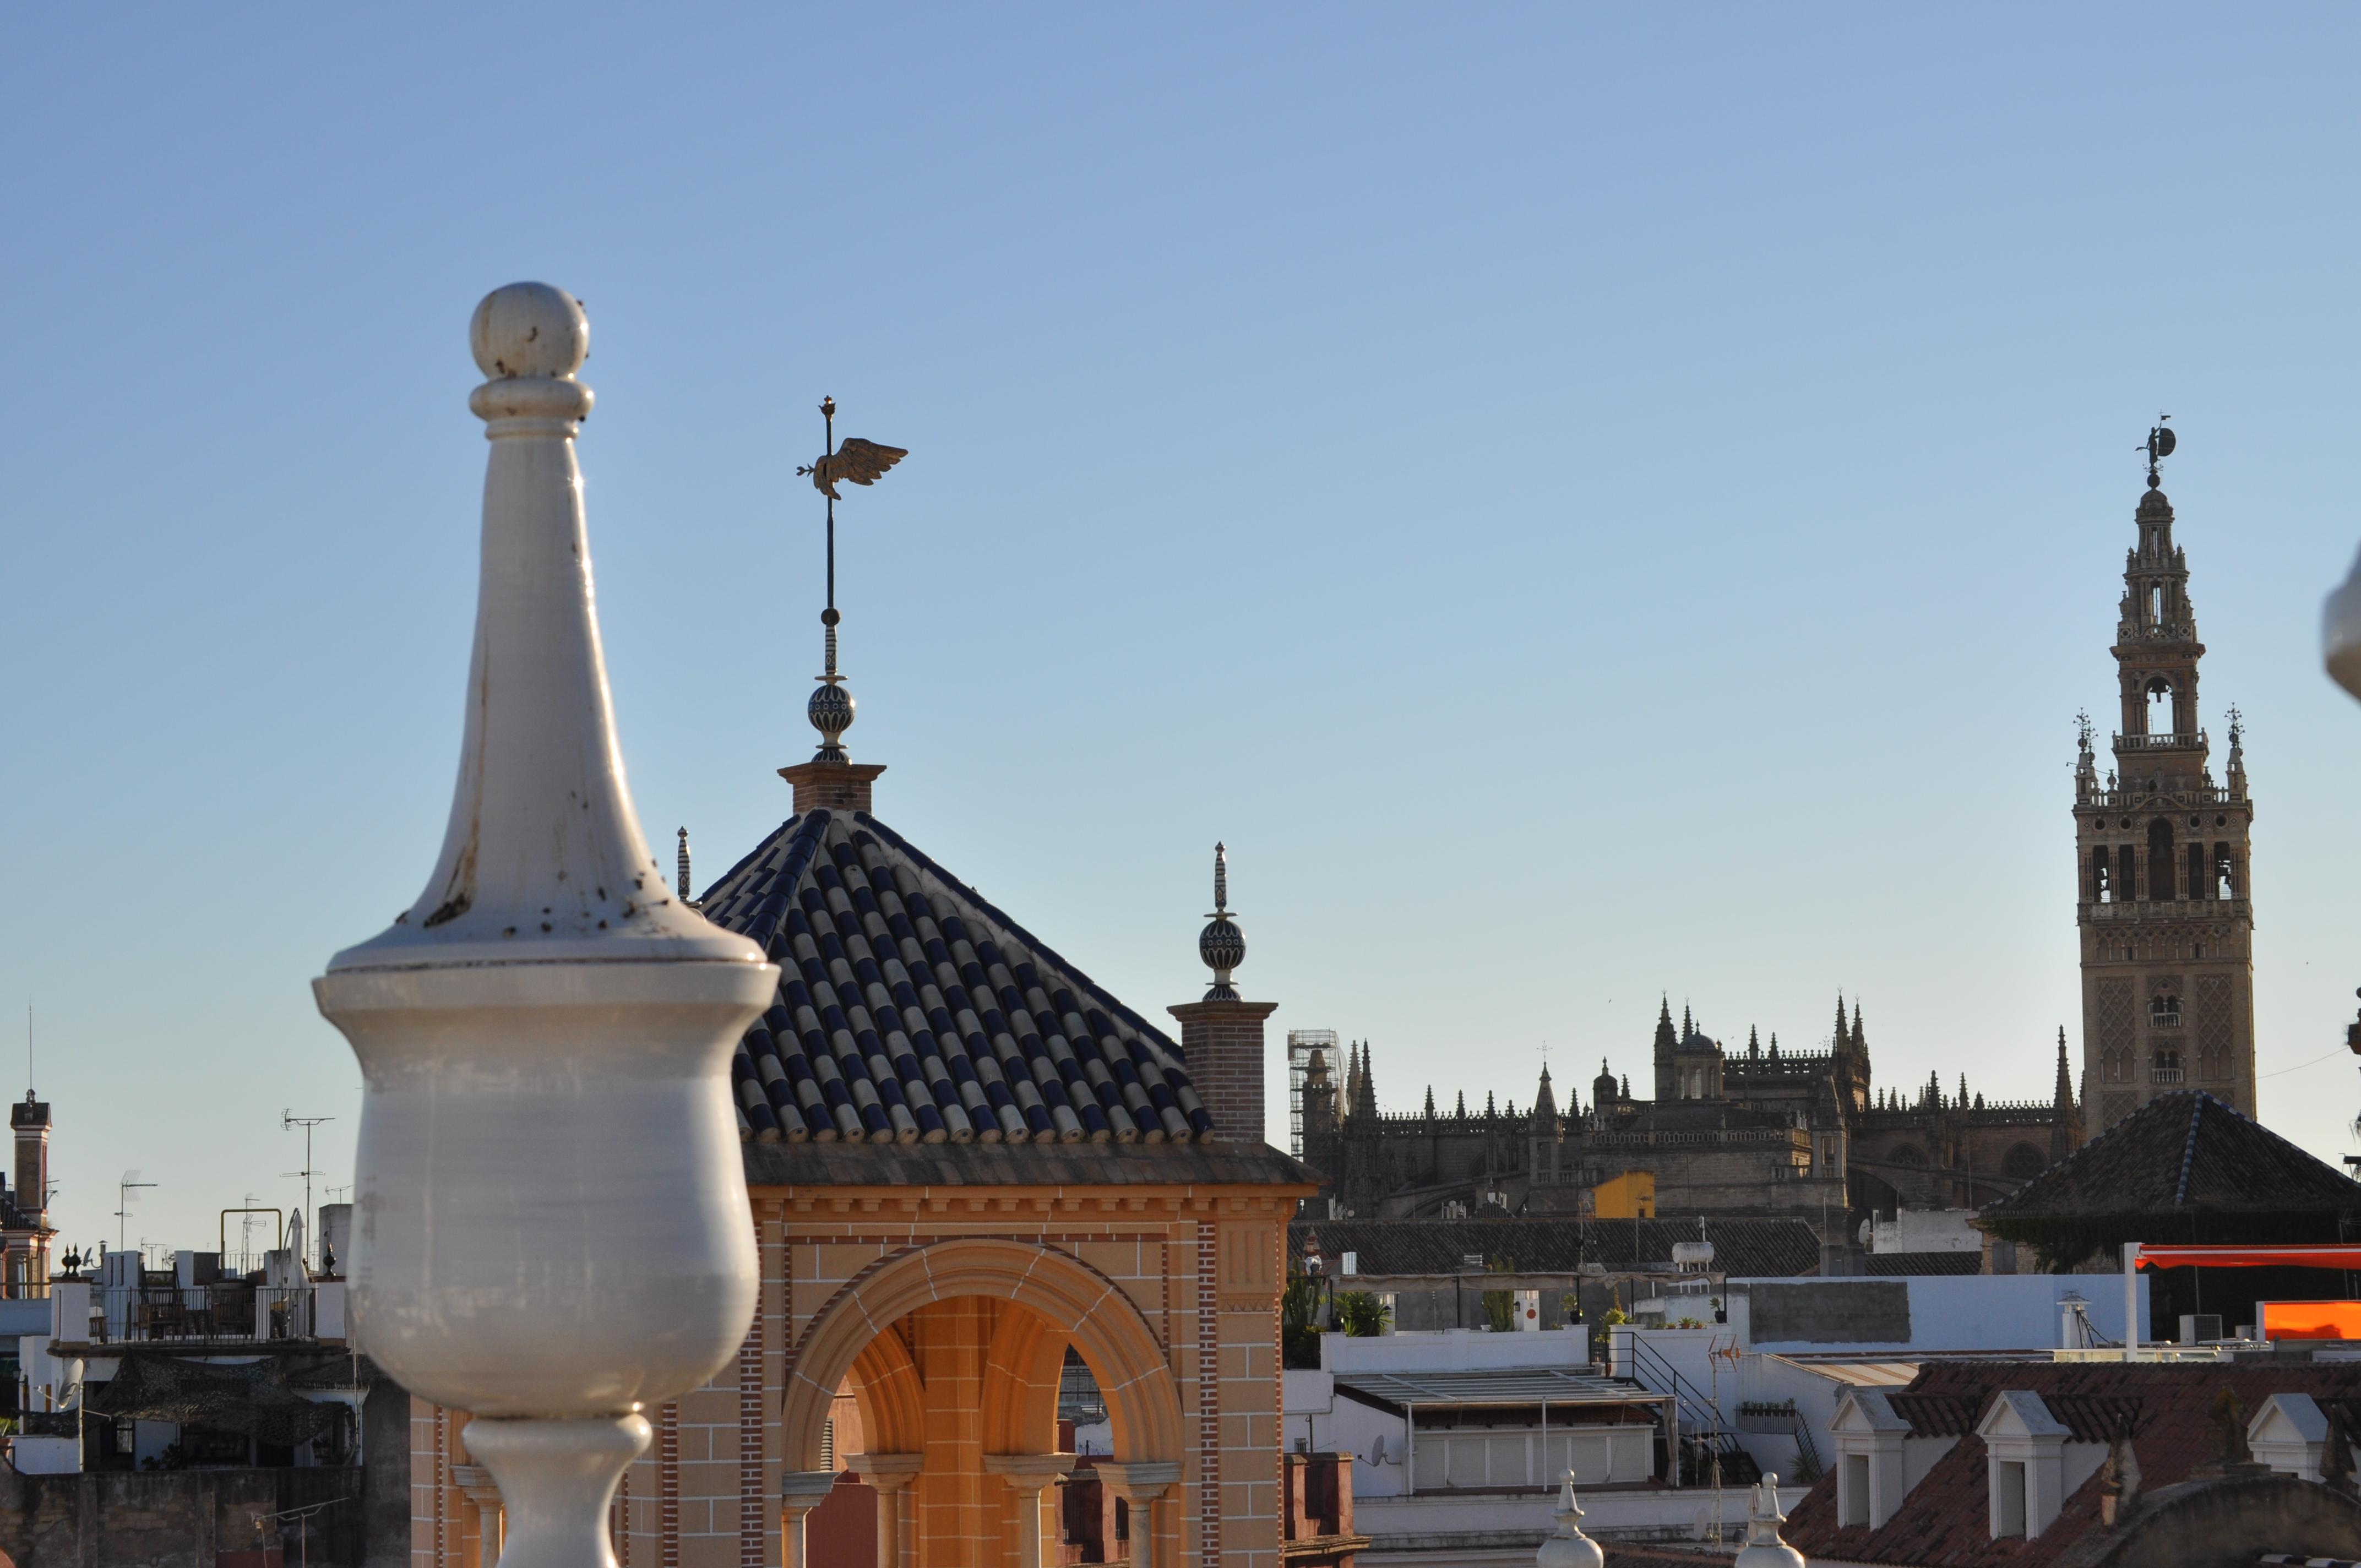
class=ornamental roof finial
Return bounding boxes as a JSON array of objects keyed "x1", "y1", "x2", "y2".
[
  {"x1": 1198, "y1": 842, "x2": 1245, "y2": 1001},
  {"x1": 795, "y1": 397, "x2": 908, "y2": 765},
  {"x1": 2141, "y1": 413, "x2": 2175, "y2": 491}
]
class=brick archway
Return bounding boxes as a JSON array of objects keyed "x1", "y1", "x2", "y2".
[{"x1": 783, "y1": 1237, "x2": 1183, "y2": 1469}]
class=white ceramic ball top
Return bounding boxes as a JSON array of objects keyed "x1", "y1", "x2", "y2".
[{"x1": 470, "y1": 282, "x2": 589, "y2": 380}]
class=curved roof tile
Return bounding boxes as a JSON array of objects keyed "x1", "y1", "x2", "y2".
[{"x1": 699, "y1": 809, "x2": 1205, "y2": 1146}]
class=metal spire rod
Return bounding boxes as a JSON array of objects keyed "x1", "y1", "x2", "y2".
[
  {"x1": 792, "y1": 398, "x2": 906, "y2": 764},
  {"x1": 822, "y1": 395, "x2": 838, "y2": 679}
]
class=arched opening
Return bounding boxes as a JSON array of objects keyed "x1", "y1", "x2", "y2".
[
  {"x1": 2148, "y1": 584, "x2": 2165, "y2": 627},
  {"x1": 2146, "y1": 819, "x2": 2175, "y2": 900},
  {"x1": 2145, "y1": 678, "x2": 2174, "y2": 737},
  {"x1": 2215, "y1": 844, "x2": 2238, "y2": 899},
  {"x1": 783, "y1": 1238, "x2": 1184, "y2": 1472},
  {"x1": 782, "y1": 1240, "x2": 1189, "y2": 1568},
  {"x1": 2148, "y1": 994, "x2": 2182, "y2": 1029},
  {"x1": 2091, "y1": 846, "x2": 2113, "y2": 903},
  {"x1": 2001, "y1": 1142, "x2": 2047, "y2": 1183}
]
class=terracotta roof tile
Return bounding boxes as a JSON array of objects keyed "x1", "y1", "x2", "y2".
[{"x1": 1785, "y1": 1359, "x2": 2361, "y2": 1566}]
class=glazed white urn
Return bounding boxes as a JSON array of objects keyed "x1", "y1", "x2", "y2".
[{"x1": 314, "y1": 283, "x2": 775, "y2": 1567}]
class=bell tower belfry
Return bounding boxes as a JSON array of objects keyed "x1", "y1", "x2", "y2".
[{"x1": 2074, "y1": 421, "x2": 2256, "y2": 1135}]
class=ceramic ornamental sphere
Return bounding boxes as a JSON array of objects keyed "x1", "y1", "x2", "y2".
[
  {"x1": 1199, "y1": 914, "x2": 1245, "y2": 972},
  {"x1": 470, "y1": 282, "x2": 590, "y2": 380},
  {"x1": 808, "y1": 682, "x2": 856, "y2": 742}
]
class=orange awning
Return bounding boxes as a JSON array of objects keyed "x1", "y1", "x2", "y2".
[{"x1": 2134, "y1": 1244, "x2": 2361, "y2": 1271}]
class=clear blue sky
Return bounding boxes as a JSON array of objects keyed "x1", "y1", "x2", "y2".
[{"x1": 7, "y1": 7, "x2": 2361, "y2": 1254}]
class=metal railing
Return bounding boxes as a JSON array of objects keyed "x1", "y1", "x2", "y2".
[{"x1": 62, "y1": 1283, "x2": 323, "y2": 1346}]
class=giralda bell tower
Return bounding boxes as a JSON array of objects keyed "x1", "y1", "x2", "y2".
[{"x1": 2074, "y1": 420, "x2": 2256, "y2": 1136}]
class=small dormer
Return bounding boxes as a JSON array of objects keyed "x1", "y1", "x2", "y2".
[
  {"x1": 1977, "y1": 1392, "x2": 2073, "y2": 1539},
  {"x1": 1831, "y1": 1389, "x2": 1912, "y2": 1529},
  {"x1": 2249, "y1": 1393, "x2": 2332, "y2": 1480}
]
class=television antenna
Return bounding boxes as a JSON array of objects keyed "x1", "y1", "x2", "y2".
[
  {"x1": 115, "y1": 1171, "x2": 155, "y2": 1252},
  {"x1": 281, "y1": 1111, "x2": 334, "y2": 1262}
]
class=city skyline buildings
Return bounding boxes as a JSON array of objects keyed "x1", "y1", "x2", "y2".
[{"x1": 8, "y1": 9, "x2": 2361, "y2": 1253}]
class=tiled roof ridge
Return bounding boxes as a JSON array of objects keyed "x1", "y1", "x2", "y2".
[
  {"x1": 2175, "y1": 1093, "x2": 2207, "y2": 1206},
  {"x1": 852, "y1": 812, "x2": 1183, "y2": 1063},
  {"x1": 692, "y1": 811, "x2": 809, "y2": 907}
]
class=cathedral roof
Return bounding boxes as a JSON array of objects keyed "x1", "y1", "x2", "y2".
[{"x1": 698, "y1": 807, "x2": 1211, "y2": 1146}]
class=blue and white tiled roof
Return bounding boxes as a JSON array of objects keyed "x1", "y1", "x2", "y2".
[{"x1": 699, "y1": 809, "x2": 1212, "y2": 1146}]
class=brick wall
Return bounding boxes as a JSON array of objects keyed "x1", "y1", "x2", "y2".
[{"x1": 1168, "y1": 1001, "x2": 1278, "y2": 1147}]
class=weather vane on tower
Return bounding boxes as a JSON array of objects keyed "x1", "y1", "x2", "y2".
[
  {"x1": 2140, "y1": 413, "x2": 2175, "y2": 489},
  {"x1": 795, "y1": 397, "x2": 907, "y2": 763}
]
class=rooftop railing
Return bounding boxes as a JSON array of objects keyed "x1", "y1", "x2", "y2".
[
  {"x1": 2113, "y1": 730, "x2": 2208, "y2": 752},
  {"x1": 48, "y1": 1280, "x2": 345, "y2": 1348}
]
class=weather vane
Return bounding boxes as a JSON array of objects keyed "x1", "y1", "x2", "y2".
[
  {"x1": 2139, "y1": 413, "x2": 2175, "y2": 488},
  {"x1": 794, "y1": 396, "x2": 907, "y2": 763}
]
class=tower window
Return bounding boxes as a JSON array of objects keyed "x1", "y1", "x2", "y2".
[
  {"x1": 2214, "y1": 845, "x2": 2237, "y2": 899},
  {"x1": 2150, "y1": 585, "x2": 2164, "y2": 624},
  {"x1": 2188, "y1": 843, "x2": 2207, "y2": 901},
  {"x1": 2152, "y1": 1048, "x2": 2184, "y2": 1084},
  {"x1": 2145, "y1": 678, "x2": 2174, "y2": 737},
  {"x1": 2146, "y1": 819, "x2": 2175, "y2": 900},
  {"x1": 2150, "y1": 995, "x2": 2182, "y2": 1028},
  {"x1": 2092, "y1": 847, "x2": 2113, "y2": 903}
]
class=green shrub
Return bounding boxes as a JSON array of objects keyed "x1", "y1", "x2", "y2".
[{"x1": 1333, "y1": 1291, "x2": 1391, "y2": 1337}]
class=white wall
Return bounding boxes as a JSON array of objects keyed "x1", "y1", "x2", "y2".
[
  {"x1": 1865, "y1": 1210, "x2": 1982, "y2": 1254},
  {"x1": 1724, "y1": 1275, "x2": 2148, "y2": 1354},
  {"x1": 1321, "y1": 1327, "x2": 1590, "y2": 1375}
]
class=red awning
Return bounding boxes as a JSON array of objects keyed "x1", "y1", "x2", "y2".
[{"x1": 2134, "y1": 1244, "x2": 2361, "y2": 1271}]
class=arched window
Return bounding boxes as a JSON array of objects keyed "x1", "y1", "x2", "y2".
[
  {"x1": 2091, "y1": 846, "x2": 2113, "y2": 902},
  {"x1": 2214, "y1": 845, "x2": 2238, "y2": 899},
  {"x1": 2001, "y1": 1143, "x2": 2047, "y2": 1182},
  {"x1": 2145, "y1": 678, "x2": 2173, "y2": 737},
  {"x1": 2148, "y1": 994, "x2": 2182, "y2": 1028},
  {"x1": 2146, "y1": 819, "x2": 2175, "y2": 900},
  {"x1": 2152, "y1": 1048, "x2": 2183, "y2": 1084},
  {"x1": 2187, "y1": 843, "x2": 2207, "y2": 900}
]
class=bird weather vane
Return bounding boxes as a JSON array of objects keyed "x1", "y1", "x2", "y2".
[{"x1": 795, "y1": 396, "x2": 907, "y2": 762}]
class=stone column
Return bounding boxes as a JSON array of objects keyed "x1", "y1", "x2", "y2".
[
  {"x1": 1092, "y1": 1461, "x2": 1180, "y2": 1568},
  {"x1": 984, "y1": 1454, "x2": 1076, "y2": 1568},
  {"x1": 451, "y1": 1463, "x2": 504, "y2": 1568},
  {"x1": 852, "y1": 1453, "x2": 923, "y2": 1568},
  {"x1": 781, "y1": 1470, "x2": 839, "y2": 1568}
]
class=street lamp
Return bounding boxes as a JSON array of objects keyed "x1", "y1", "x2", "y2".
[{"x1": 313, "y1": 284, "x2": 775, "y2": 1568}]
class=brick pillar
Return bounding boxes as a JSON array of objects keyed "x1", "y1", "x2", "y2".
[
  {"x1": 776, "y1": 761, "x2": 886, "y2": 814},
  {"x1": 1167, "y1": 1000, "x2": 1277, "y2": 1146}
]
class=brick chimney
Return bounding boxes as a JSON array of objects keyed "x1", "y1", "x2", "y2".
[{"x1": 1170, "y1": 843, "x2": 1276, "y2": 1146}]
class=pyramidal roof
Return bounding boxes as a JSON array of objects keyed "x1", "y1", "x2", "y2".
[
  {"x1": 1981, "y1": 1090, "x2": 2359, "y2": 1220},
  {"x1": 698, "y1": 807, "x2": 1212, "y2": 1147}
]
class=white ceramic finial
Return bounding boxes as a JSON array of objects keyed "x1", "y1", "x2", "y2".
[
  {"x1": 471, "y1": 281, "x2": 589, "y2": 380},
  {"x1": 2325, "y1": 546, "x2": 2361, "y2": 702},
  {"x1": 1537, "y1": 1471, "x2": 1603, "y2": 1568},
  {"x1": 1734, "y1": 1476, "x2": 1806, "y2": 1568},
  {"x1": 315, "y1": 284, "x2": 775, "y2": 1568}
]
